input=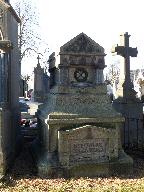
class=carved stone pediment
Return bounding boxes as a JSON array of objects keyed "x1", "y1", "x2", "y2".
[{"x1": 60, "y1": 33, "x2": 105, "y2": 54}]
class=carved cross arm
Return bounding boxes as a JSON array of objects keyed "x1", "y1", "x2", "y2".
[
  {"x1": 111, "y1": 45, "x2": 125, "y2": 56},
  {"x1": 129, "y1": 47, "x2": 138, "y2": 57}
]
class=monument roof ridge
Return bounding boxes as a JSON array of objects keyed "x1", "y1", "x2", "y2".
[
  {"x1": 60, "y1": 32, "x2": 105, "y2": 54},
  {"x1": 0, "y1": 0, "x2": 9, "y2": 7},
  {"x1": 0, "y1": 0, "x2": 21, "y2": 23},
  {"x1": 8, "y1": 5, "x2": 21, "y2": 23}
]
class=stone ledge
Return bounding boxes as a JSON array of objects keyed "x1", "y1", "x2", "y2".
[{"x1": 45, "y1": 116, "x2": 125, "y2": 125}]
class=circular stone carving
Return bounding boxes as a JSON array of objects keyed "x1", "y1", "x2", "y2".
[{"x1": 74, "y1": 68, "x2": 88, "y2": 82}]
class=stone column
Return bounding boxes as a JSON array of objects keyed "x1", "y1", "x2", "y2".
[
  {"x1": 59, "y1": 67, "x2": 69, "y2": 85},
  {"x1": 0, "y1": 108, "x2": 4, "y2": 178},
  {"x1": 96, "y1": 69, "x2": 104, "y2": 84}
]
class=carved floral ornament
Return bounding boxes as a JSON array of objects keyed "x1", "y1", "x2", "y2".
[
  {"x1": 64, "y1": 40, "x2": 103, "y2": 53},
  {"x1": 64, "y1": 55, "x2": 104, "y2": 66},
  {"x1": 0, "y1": 8, "x2": 4, "y2": 21}
]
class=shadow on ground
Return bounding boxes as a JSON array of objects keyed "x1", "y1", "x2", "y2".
[{"x1": 1, "y1": 142, "x2": 144, "y2": 187}]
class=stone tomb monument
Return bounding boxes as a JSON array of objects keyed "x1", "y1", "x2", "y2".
[{"x1": 36, "y1": 33, "x2": 133, "y2": 177}]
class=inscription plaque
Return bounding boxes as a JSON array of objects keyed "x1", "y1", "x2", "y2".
[{"x1": 69, "y1": 138, "x2": 109, "y2": 164}]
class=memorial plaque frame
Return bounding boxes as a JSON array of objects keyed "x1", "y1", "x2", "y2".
[{"x1": 69, "y1": 138, "x2": 109, "y2": 165}]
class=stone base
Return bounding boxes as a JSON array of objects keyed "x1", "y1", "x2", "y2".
[
  {"x1": 30, "y1": 139, "x2": 61, "y2": 178},
  {"x1": 33, "y1": 147, "x2": 133, "y2": 178},
  {"x1": 113, "y1": 98, "x2": 143, "y2": 150},
  {"x1": 68, "y1": 152, "x2": 133, "y2": 177}
]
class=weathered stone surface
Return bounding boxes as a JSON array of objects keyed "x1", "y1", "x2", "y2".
[
  {"x1": 38, "y1": 85, "x2": 122, "y2": 119},
  {"x1": 60, "y1": 33, "x2": 104, "y2": 54},
  {"x1": 35, "y1": 33, "x2": 133, "y2": 178},
  {"x1": 58, "y1": 125, "x2": 118, "y2": 166},
  {"x1": 0, "y1": 1, "x2": 20, "y2": 177}
]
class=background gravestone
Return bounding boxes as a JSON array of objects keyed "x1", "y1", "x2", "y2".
[
  {"x1": 34, "y1": 55, "x2": 50, "y2": 102},
  {"x1": 112, "y1": 33, "x2": 143, "y2": 150},
  {"x1": 35, "y1": 33, "x2": 133, "y2": 178}
]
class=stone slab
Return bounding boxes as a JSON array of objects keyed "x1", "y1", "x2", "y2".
[{"x1": 58, "y1": 125, "x2": 118, "y2": 166}]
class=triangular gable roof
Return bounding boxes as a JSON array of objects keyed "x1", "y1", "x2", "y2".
[
  {"x1": 60, "y1": 32, "x2": 105, "y2": 54},
  {"x1": 0, "y1": 0, "x2": 20, "y2": 23}
]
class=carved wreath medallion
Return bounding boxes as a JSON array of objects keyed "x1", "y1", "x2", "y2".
[{"x1": 74, "y1": 68, "x2": 88, "y2": 82}]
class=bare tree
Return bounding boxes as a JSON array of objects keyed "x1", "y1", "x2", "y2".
[
  {"x1": 12, "y1": 0, "x2": 41, "y2": 63},
  {"x1": 105, "y1": 59, "x2": 120, "y2": 85}
]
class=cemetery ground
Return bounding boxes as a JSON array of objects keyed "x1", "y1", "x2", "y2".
[{"x1": 0, "y1": 143, "x2": 144, "y2": 192}]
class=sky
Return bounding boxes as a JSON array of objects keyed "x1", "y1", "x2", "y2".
[{"x1": 11, "y1": 0, "x2": 144, "y2": 75}]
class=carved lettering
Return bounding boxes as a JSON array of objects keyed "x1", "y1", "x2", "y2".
[
  {"x1": 71, "y1": 141, "x2": 104, "y2": 153},
  {"x1": 69, "y1": 139, "x2": 109, "y2": 164}
]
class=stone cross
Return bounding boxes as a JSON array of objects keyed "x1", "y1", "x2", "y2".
[
  {"x1": 37, "y1": 54, "x2": 41, "y2": 65},
  {"x1": 111, "y1": 32, "x2": 138, "y2": 87}
]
